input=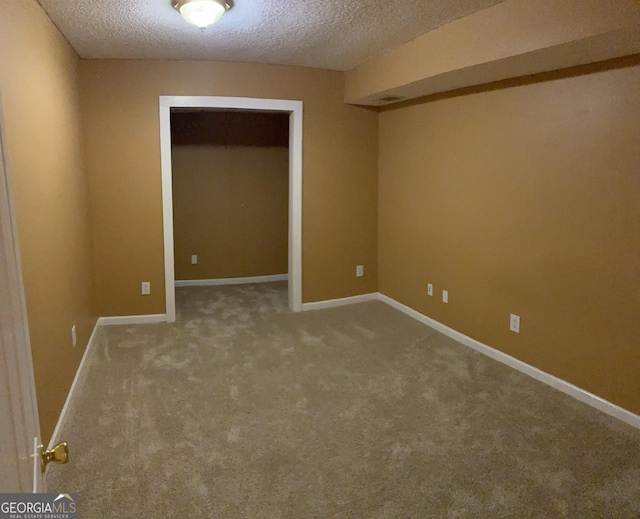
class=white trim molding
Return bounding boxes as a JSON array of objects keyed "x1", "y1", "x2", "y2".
[
  {"x1": 175, "y1": 274, "x2": 288, "y2": 287},
  {"x1": 98, "y1": 314, "x2": 167, "y2": 326},
  {"x1": 302, "y1": 292, "x2": 379, "y2": 311},
  {"x1": 159, "y1": 96, "x2": 303, "y2": 322},
  {"x1": 377, "y1": 293, "x2": 640, "y2": 430},
  {"x1": 48, "y1": 319, "x2": 102, "y2": 450}
]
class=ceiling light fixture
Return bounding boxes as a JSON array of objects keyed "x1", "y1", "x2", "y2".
[{"x1": 173, "y1": 0, "x2": 231, "y2": 30}]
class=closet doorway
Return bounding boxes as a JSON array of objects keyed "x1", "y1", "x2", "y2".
[{"x1": 159, "y1": 96, "x2": 303, "y2": 322}]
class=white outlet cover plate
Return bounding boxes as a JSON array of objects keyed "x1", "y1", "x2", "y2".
[
  {"x1": 141, "y1": 282, "x2": 151, "y2": 295},
  {"x1": 442, "y1": 290, "x2": 448, "y2": 303},
  {"x1": 510, "y1": 314, "x2": 520, "y2": 333},
  {"x1": 191, "y1": 255, "x2": 198, "y2": 264},
  {"x1": 427, "y1": 283, "x2": 433, "y2": 296},
  {"x1": 356, "y1": 265, "x2": 364, "y2": 277}
]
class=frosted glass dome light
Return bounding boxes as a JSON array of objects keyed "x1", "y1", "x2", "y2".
[{"x1": 173, "y1": 0, "x2": 230, "y2": 29}]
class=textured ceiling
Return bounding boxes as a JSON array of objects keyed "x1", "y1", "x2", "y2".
[{"x1": 38, "y1": 0, "x2": 506, "y2": 71}]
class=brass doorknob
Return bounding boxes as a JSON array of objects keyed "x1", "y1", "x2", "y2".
[{"x1": 39, "y1": 442, "x2": 69, "y2": 473}]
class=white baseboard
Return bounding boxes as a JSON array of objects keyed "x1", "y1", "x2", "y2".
[
  {"x1": 48, "y1": 318, "x2": 102, "y2": 450},
  {"x1": 49, "y1": 291, "x2": 639, "y2": 455},
  {"x1": 378, "y1": 293, "x2": 640, "y2": 430},
  {"x1": 301, "y1": 292, "x2": 379, "y2": 311},
  {"x1": 175, "y1": 274, "x2": 288, "y2": 287},
  {"x1": 98, "y1": 314, "x2": 167, "y2": 326}
]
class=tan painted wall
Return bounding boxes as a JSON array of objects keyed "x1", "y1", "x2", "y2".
[
  {"x1": 172, "y1": 145, "x2": 288, "y2": 280},
  {"x1": 80, "y1": 60, "x2": 378, "y2": 314},
  {"x1": 378, "y1": 57, "x2": 640, "y2": 414},
  {"x1": 0, "y1": 0, "x2": 97, "y2": 442},
  {"x1": 345, "y1": 0, "x2": 640, "y2": 105}
]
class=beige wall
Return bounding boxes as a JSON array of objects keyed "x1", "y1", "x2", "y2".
[
  {"x1": 80, "y1": 60, "x2": 378, "y2": 315},
  {"x1": 345, "y1": 0, "x2": 640, "y2": 105},
  {"x1": 378, "y1": 57, "x2": 640, "y2": 414},
  {"x1": 172, "y1": 145, "x2": 288, "y2": 280},
  {"x1": 0, "y1": 0, "x2": 97, "y2": 442}
]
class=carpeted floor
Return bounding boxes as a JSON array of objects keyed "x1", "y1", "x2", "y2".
[{"x1": 47, "y1": 282, "x2": 640, "y2": 517}]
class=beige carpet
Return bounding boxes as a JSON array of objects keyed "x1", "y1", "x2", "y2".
[{"x1": 47, "y1": 282, "x2": 640, "y2": 517}]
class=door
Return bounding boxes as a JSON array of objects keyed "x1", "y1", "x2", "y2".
[{"x1": 0, "y1": 95, "x2": 44, "y2": 493}]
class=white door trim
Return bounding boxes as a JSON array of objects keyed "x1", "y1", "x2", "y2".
[
  {"x1": 159, "y1": 96, "x2": 303, "y2": 322},
  {"x1": 0, "y1": 93, "x2": 43, "y2": 492}
]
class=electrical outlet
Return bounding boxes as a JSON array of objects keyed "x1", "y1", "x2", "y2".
[
  {"x1": 191, "y1": 254, "x2": 198, "y2": 265},
  {"x1": 510, "y1": 314, "x2": 520, "y2": 333},
  {"x1": 442, "y1": 290, "x2": 448, "y2": 303},
  {"x1": 141, "y1": 282, "x2": 151, "y2": 295},
  {"x1": 427, "y1": 283, "x2": 433, "y2": 296},
  {"x1": 71, "y1": 325, "x2": 77, "y2": 347},
  {"x1": 356, "y1": 265, "x2": 364, "y2": 277}
]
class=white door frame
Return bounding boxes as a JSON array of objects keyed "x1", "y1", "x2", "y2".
[
  {"x1": 159, "y1": 96, "x2": 303, "y2": 322},
  {"x1": 0, "y1": 93, "x2": 43, "y2": 492}
]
